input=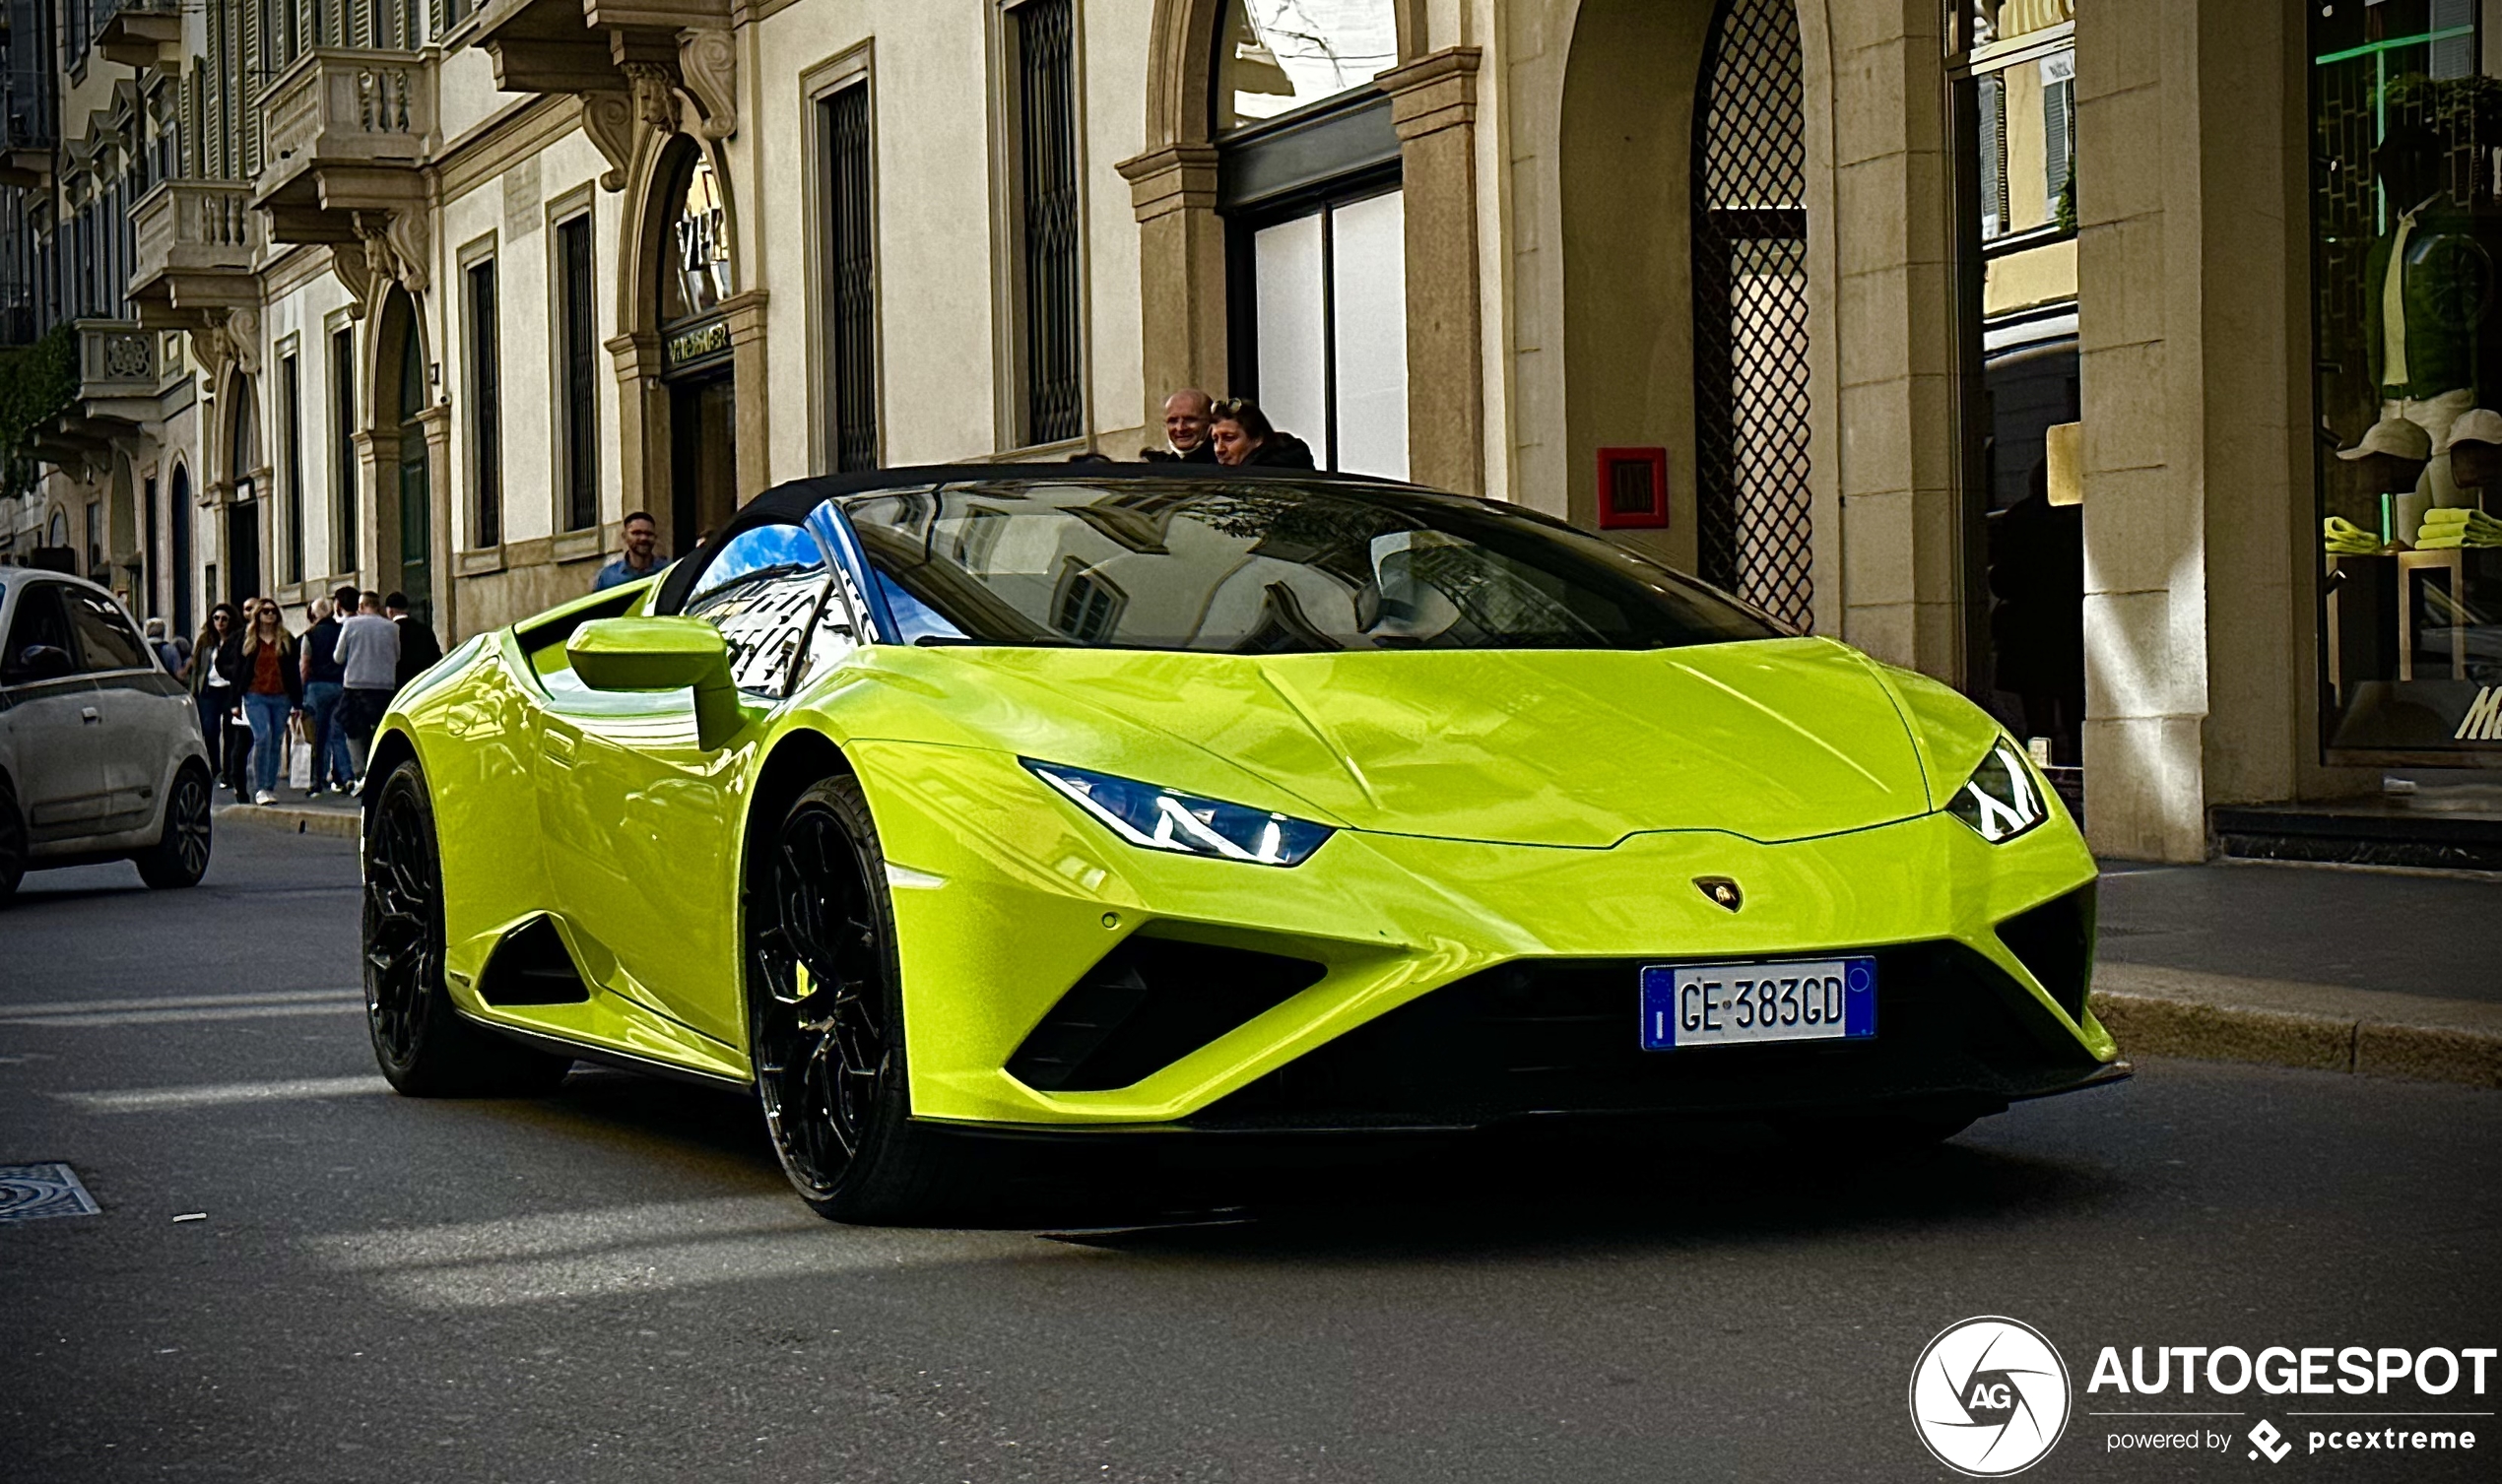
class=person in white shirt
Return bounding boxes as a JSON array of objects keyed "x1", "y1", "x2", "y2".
[{"x1": 333, "y1": 591, "x2": 401, "y2": 782}]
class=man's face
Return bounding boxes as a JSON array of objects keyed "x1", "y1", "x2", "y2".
[
  {"x1": 625, "y1": 519, "x2": 657, "y2": 560},
  {"x1": 1165, "y1": 396, "x2": 1212, "y2": 452}
]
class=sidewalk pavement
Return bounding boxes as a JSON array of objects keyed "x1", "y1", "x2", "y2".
[
  {"x1": 204, "y1": 796, "x2": 2497, "y2": 1089},
  {"x1": 2093, "y1": 860, "x2": 2498, "y2": 1089}
]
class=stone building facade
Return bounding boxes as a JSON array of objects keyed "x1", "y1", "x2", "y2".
[{"x1": 3, "y1": 0, "x2": 2494, "y2": 864}]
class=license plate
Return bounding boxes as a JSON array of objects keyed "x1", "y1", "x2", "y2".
[{"x1": 1639, "y1": 957, "x2": 1876, "y2": 1050}]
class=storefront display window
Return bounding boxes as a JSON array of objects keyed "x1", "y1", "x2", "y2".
[{"x1": 2312, "y1": 0, "x2": 2502, "y2": 757}]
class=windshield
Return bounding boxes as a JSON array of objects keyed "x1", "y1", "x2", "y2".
[{"x1": 834, "y1": 479, "x2": 1780, "y2": 654}]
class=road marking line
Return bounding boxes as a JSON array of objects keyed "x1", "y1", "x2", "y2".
[
  {"x1": 3, "y1": 1002, "x2": 367, "y2": 1029},
  {"x1": 59, "y1": 1074, "x2": 392, "y2": 1112},
  {"x1": 0, "y1": 988, "x2": 360, "y2": 1017}
]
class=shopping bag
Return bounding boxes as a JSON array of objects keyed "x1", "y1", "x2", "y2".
[{"x1": 287, "y1": 717, "x2": 314, "y2": 791}]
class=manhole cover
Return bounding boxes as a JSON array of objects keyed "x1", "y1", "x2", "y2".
[{"x1": 0, "y1": 1163, "x2": 101, "y2": 1222}]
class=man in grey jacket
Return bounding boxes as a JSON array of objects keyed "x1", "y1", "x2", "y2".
[{"x1": 333, "y1": 591, "x2": 401, "y2": 783}]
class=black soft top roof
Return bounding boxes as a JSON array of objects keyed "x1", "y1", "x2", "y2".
[{"x1": 655, "y1": 461, "x2": 1434, "y2": 613}]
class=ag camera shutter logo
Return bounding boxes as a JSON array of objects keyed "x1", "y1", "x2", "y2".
[{"x1": 1910, "y1": 1317, "x2": 2074, "y2": 1476}]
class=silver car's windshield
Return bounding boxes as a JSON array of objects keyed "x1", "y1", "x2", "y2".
[{"x1": 835, "y1": 479, "x2": 1779, "y2": 655}]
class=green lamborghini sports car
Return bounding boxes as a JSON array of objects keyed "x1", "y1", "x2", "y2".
[{"x1": 360, "y1": 465, "x2": 2123, "y2": 1221}]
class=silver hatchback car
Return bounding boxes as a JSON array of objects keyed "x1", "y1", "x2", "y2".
[{"x1": 0, "y1": 569, "x2": 214, "y2": 901}]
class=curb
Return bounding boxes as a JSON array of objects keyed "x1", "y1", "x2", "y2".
[
  {"x1": 2091, "y1": 990, "x2": 2502, "y2": 1091},
  {"x1": 213, "y1": 804, "x2": 361, "y2": 839}
]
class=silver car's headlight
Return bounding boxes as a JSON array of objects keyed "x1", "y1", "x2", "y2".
[
  {"x1": 1946, "y1": 741, "x2": 2049, "y2": 843},
  {"x1": 1022, "y1": 759, "x2": 1334, "y2": 867}
]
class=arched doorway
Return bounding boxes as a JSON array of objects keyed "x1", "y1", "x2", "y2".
[
  {"x1": 374, "y1": 290, "x2": 433, "y2": 626},
  {"x1": 653, "y1": 141, "x2": 739, "y2": 556},
  {"x1": 1560, "y1": 0, "x2": 1811, "y2": 626},
  {"x1": 227, "y1": 385, "x2": 262, "y2": 603},
  {"x1": 1689, "y1": 0, "x2": 1811, "y2": 628}
]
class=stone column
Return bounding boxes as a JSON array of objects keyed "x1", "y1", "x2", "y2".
[
  {"x1": 1115, "y1": 144, "x2": 1226, "y2": 427},
  {"x1": 352, "y1": 426, "x2": 397, "y2": 595},
  {"x1": 2074, "y1": 0, "x2": 2314, "y2": 860},
  {"x1": 415, "y1": 403, "x2": 456, "y2": 642},
  {"x1": 1829, "y1": 4, "x2": 1965, "y2": 679},
  {"x1": 607, "y1": 330, "x2": 663, "y2": 548},
  {"x1": 721, "y1": 290, "x2": 771, "y2": 505},
  {"x1": 1381, "y1": 46, "x2": 1484, "y2": 496}
]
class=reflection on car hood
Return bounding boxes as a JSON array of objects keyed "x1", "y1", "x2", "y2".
[{"x1": 855, "y1": 637, "x2": 1932, "y2": 848}]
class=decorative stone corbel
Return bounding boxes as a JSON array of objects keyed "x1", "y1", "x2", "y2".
[
  {"x1": 626, "y1": 62, "x2": 677, "y2": 131},
  {"x1": 331, "y1": 239, "x2": 377, "y2": 319},
  {"x1": 582, "y1": 91, "x2": 636, "y2": 191},
  {"x1": 354, "y1": 204, "x2": 431, "y2": 297},
  {"x1": 187, "y1": 304, "x2": 260, "y2": 395},
  {"x1": 676, "y1": 30, "x2": 736, "y2": 141}
]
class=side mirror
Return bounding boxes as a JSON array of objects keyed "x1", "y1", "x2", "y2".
[
  {"x1": 9, "y1": 643, "x2": 76, "y2": 682},
  {"x1": 566, "y1": 617, "x2": 745, "y2": 748}
]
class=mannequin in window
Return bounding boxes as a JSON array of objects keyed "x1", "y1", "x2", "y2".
[
  {"x1": 2361, "y1": 125, "x2": 2491, "y2": 457},
  {"x1": 2336, "y1": 415, "x2": 2432, "y2": 545}
]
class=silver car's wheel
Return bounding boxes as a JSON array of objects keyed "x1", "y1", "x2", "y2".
[{"x1": 134, "y1": 763, "x2": 213, "y2": 889}]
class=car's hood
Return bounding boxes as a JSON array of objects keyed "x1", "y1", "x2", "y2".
[{"x1": 842, "y1": 637, "x2": 1934, "y2": 848}]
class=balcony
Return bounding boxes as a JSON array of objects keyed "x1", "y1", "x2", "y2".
[
  {"x1": 93, "y1": 0, "x2": 179, "y2": 68},
  {"x1": 31, "y1": 320, "x2": 163, "y2": 472},
  {"x1": 129, "y1": 179, "x2": 258, "y2": 329},
  {"x1": 252, "y1": 46, "x2": 437, "y2": 243}
]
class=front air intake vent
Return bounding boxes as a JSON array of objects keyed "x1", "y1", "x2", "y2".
[
  {"x1": 1007, "y1": 936, "x2": 1327, "y2": 1093},
  {"x1": 477, "y1": 916, "x2": 592, "y2": 1005},
  {"x1": 1994, "y1": 884, "x2": 2095, "y2": 1023}
]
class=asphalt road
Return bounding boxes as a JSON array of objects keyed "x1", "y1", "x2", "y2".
[{"x1": 2, "y1": 826, "x2": 2496, "y2": 1483}]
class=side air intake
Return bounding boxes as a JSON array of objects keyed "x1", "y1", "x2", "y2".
[
  {"x1": 1007, "y1": 936, "x2": 1327, "y2": 1093},
  {"x1": 477, "y1": 916, "x2": 593, "y2": 1005}
]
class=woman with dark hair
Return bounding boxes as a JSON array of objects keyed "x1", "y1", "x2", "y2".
[
  {"x1": 236, "y1": 598, "x2": 303, "y2": 806},
  {"x1": 1209, "y1": 398, "x2": 1317, "y2": 470},
  {"x1": 190, "y1": 603, "x2": 247, "y2": 799}
]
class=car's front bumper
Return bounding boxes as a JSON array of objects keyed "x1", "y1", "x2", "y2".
[{"x1": 850, "y1": 742, "x2": 2114, "y2": 1129}]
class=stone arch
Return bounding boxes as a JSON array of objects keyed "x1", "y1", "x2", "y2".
[
  {"x1": 613, "y1": 128, "x2": 765, "y2": 548},
  {"x1": 167, "y1": 457, "x2": 195, "y2": 636},
  {"x1": 364, "y1": 286, "x2": 444, "y2": 626}
]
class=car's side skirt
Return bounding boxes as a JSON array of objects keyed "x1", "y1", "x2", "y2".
[{"x1": 455, "y1": 1007, "x2": 755, "y2": 1091}]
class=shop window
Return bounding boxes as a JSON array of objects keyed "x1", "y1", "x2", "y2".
[
  {"x1": 1217, "y1": 0, "x2": 1399, "y2": 134},
  {"x1": 1978, "y1": 74, "x2": 2008, "y2": 241},
  {"x1": 1245, "y1": 190, "x2": 1408, "y2": 478},
  {"x1": 2310, "y1": 0, "x2": 2502, "y2": 759},
  {"x1": 1009, "y1": 0, "x2": 1081, "y2": 447}
]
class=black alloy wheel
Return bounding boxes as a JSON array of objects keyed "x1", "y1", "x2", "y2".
[
  {"x1": 362, "y1": 758, "x2": 570, "y2": 1097},
  {"x1": 0, "y1": 775, "x2": 25, "y2": 902},
  {"x1": 134, "y1": 763, "x2": 214, "y2": 889},
  {"x1": 750, "y1": 774, "x2": 961, "y2": 1223}
]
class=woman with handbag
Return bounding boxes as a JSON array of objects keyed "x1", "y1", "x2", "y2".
[{"x1": 236, "y1": 598, "x2": 304, "y2": 807}]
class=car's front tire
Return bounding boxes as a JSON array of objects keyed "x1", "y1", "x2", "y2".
[
  {"x1": 133, "y1": 762, "x2": 213, "y2": 889},
  {"x1": 363, "y1": 757, "x2": 572, "y2": 1097},
  {"x1": 750, "y1": 773, "x2": 969, "y2": 1224}
]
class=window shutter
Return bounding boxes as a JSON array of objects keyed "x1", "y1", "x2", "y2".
[
  {"x1": 2042, "y1": 76, "x2": 2073, "y2": 221},
  {"x1": 1978, "y1": 74, "x2": 2006, "y2": 239}
]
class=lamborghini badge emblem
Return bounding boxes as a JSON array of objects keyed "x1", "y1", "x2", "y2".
[{"x1": 1694, "y1": 876, "x2": 1743, "y2": 912}]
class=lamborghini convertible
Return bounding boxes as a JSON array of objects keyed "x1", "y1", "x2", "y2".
[{"x1": 360, "y1": 465, "x2": 2123, "y2": 1221}]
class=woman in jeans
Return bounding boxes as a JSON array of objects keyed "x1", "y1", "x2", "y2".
[
  {"x1": 237, "y1": 599, "x2": 303, "y2": 806},
  {"x1": 189, "y1": 603, "x2": 246, "y2": 799}
]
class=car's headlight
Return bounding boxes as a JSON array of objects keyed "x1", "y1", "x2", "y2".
[
  {"x1": 1021, "y1": 759, "x2": 1334, "y2": 867},
  {"x1": 1946, "y1": 741, "x2": 2049, "y2": 843}
]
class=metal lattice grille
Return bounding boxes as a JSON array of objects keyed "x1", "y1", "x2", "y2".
[
  {"x1": 824, "y1": 82, "x2": 879, "y2": 473},
  {"x1": 1016, "y1": 0, "x2": 1083, "y2": 446},
  {"x1": 1690, "y1": 0, "x2": 1812, "y2": 630}
]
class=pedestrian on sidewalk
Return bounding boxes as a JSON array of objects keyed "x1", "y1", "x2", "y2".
[
  {"x1": 144, "y1": 615, "x2": 190, "y2": 678},
  {"x1": 189, "y1": 603, "x2": 246, "y2": 799},
  {"x1": 594, "y1": 511, "x2": 665, "y2": 591},
  {"x1": 298, "y1": 588, "x2": 355, "y2": 796},
  {"x1": 334, "y1": 591, "x2": 400, "y2": 785},
  {"x1": 386, "y1": 592, "x2": 442, "y2": 688},
  {"x1": 237, "y1": 599, "x2": 304, "y2": 807},
  {"x1": 1140, "y1": 389, "x2": 1218, "y2": 463},
  {"x1": 1209, "y1": 398, "x2": 1316, "y2": 469}
]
